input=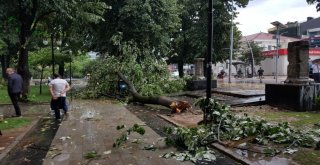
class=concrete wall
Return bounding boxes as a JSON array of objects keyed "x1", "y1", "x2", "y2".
[{"x1": 261, "y1": 56, "x2": 288, "y2": 76}]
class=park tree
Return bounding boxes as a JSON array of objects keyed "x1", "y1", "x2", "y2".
[
  {"x1": 0, "y1": 0, "x2": 107, "y2": 99},
  {"x1": 238, "y1": 41, "x2": 264, "y2": 67},
  {"x1": 88, "y1": 0, "x2": 180, "y2": 60},
  {"x1": 168, "y1": 0, "x2": 249, "y2": 77},
  {"x1": 306, "y1": 0, "x2": 320, "y2": 11}
]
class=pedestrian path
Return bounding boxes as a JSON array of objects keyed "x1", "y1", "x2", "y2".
[{"x1": 42, "y1": 100, "x2": 191, "y2": 165}]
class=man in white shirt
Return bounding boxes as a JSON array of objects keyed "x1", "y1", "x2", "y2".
[
  {"x1": 312, "y1": 62, "x2": 320, "y2": 83},
  {"x1": 49, "y1": 73, "x2": 70, "y2": 120}
]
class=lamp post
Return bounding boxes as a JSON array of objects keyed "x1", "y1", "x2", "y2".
[
  {"x1": 49, "y1": 33, "x2": 62, "y2": 76},
  {"x1": 271, "y1": 21, "x2": 286, "y2": 83},
  {"x1": 51, "y1": 33, "x2": 55, "y2": 76},
  {"x1": 69, "y1": 50, "x2": 72, "y2": 85},
  {"x1": 229, "y1": 0, "x2": 234, "y2": 83},
  {"x1": 204, "y1": 0, "x2": 213, "y2": 124}
]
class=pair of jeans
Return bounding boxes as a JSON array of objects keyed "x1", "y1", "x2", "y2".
[
  {"x1": 9, "y1": 92, "x2": 21, "y2": 116},
  {"x1": 313, "y1": 73, "x2": 320, "y2": 83},
  {"x1": 51, "y1": 97, "x2": 68, "y2": 119}
]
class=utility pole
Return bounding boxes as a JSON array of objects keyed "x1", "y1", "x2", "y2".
[
  {"x1": 229, "y1": 0, "x2": 234, "y2": 83},
  {"x1": 205, "y1": 0, "x2": 213, "y2": 124}
]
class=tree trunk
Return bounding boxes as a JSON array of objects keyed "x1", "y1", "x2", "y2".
[
  {"x1": 117, "y1": 72, "x2": 191, "y2": 113},
  {"x1": 58, "y1": 63, "x2": 65, "y2": 77},
  {"x1": 178, "y1": 60, "x2": 184, "y2": 78},
  {"x1": 40, "y1": 67, "x2": 44, "y2": 94},
  {"x1": 17, "y1": 11, "x2": 31, "y2": 100},
  {"x1": 17, "y1": 47, "x2": 31, "y2": 100},
  {"x1": 0, "y1": 55, "x2": 7, "y2": 79}
]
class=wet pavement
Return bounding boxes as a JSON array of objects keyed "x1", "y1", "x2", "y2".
[
  {"x1": 42, "y1": 100, "x2": 194, "y2": 165},
  {"x1": 1, "y1": 75, "x2": 293, "y2": 165},
  {"x1": 0, "y1": 118, "x2": 60, "y2": 165}
]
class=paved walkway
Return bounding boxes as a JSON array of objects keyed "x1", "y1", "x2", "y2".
[{"x1": 42, "y1": 100, "x2": 192, "y2": 165}]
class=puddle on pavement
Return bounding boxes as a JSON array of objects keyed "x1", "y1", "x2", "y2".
[
  {"x1": 218, "y1": 82, "x2": 265, "y2": 90},
  {"x1": 80, "y1": 108, "x2": 101, "y2": 122},
  {"x1": 231, "y1": 143, "x2": 294, "y2": 165}
]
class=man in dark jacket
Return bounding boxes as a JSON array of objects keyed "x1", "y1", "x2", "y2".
[{"x1": 6, "y1": 68, "x2": 23, "y2": 117}]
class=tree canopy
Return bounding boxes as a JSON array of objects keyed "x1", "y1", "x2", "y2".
[
  {"x1": 0, "y1": 0, "x2": 107, "y2": 98},
  {"x1": 306, "y1": 0, "x2": 320, "y2": 11}
]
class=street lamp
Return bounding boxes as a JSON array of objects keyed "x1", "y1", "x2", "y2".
[
  {"x1": 204, "y1": 0, "x2": 213, "y2": 124},
  {"x1": 229, "y1": 0, "x2": 234, "y2": 83},
  {"x1": 49, "y1": 33, "x2": 62, "y2": 76},
  {"x1": 69, "y1": 50, "x2": 72, "y2": 85},
  {"x1": 271, "y1": 21, "x2": 287, "y2": 83}
]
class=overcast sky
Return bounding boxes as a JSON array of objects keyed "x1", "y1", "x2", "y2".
[{"x1": 235, "y1": 0, "x2": 319, "y2": 36}]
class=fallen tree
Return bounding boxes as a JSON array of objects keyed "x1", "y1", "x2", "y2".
[{"x1": 117, "y1": 72, "x2": 191, "y2": 113}]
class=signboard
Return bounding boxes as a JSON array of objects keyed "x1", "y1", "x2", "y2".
[{"x1": 262, "y1": 48, "x2": 320, "y2": 57}]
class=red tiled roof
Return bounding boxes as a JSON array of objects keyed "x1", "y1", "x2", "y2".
[{"x1": 241, "y1": 32, "x2": 299, "y2": 42}]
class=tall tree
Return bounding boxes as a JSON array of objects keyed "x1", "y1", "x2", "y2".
[
  {"x1": 239, "y1": 41, "x2": 264, "y2": 66},
  {"x1": 168, "y1": 0, "x2": 249, "y2": 77},
  {"x1": 88, "y1": 0, "x2": 180, "y2": 61},
  {"x1": 0, "y1": 0, "x2": 106, "y2": 99}
]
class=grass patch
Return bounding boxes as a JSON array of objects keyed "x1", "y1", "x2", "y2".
[
  {"x1": 255, "y1": 111, "x2": 320, "y2": 128},
  {"x1": 292, "y1": 149, "x2": 320, "y2": 165},
  {"x1": 0, "y1": 117, "x2": 31, "y2": 130},
  {"x1": 0, "y1": 85, "x2": 51, "y2": 104}
]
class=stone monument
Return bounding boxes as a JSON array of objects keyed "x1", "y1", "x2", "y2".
[
  {"x1": 284, "y1": 41, "x2": 310, "y2": 84},
  {"x1": 193, "y1": 58, "x2": 206, "y2": 80},
  {"x1": 266, "y1": 40, "x2": 320, "y2": 111},
  {"x1": 187, "y1": 58, "x2": 217, "y2": 90}
]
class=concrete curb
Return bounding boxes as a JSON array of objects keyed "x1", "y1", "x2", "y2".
[
  {"x1": 157, "y1": 114, "x2": 254, "y2": 165},
  {"x1": 0, "y1": 118, "x2": 40, "y2": 161}
]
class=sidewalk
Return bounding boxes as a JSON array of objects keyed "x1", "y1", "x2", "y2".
[
  {"x1": 217, "y1": 75, "x2": 287, "y2": 84},
  {"x1": 42, "y1": 100, "x2": 192, "y2": 165}
]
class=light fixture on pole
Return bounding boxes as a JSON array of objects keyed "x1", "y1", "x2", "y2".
[
  {"x1": 271, "y1": 21, "x2": 286, "y2": 83},
  {"x1": 229, "y1": 0, "x2": 234, "y2": 83}
]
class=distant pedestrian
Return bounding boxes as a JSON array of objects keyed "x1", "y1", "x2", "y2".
[
  {"x1": 258, "y1": 67, "x2": 264, "y2": 79},
  {"x1": 312, "y1": 62, "x2": 320, "y2": 83},
  {"x1": 49, "y1": 73, "x2": 70, "y2": 120},
  {"x1": 6, "y1": 68, "x2": 23, "y2": 117}
]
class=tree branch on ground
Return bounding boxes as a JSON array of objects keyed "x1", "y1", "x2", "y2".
[{"x1": 117, "y1": 72, "x2": 191, "y2": 113}]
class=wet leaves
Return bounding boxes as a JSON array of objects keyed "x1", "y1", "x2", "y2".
[
  {"x1": 163, "y1": 98, "x2": 320, "y2": 163},
  {"x1": 103, "y1": 150, "x2": 112, "y2": 155},
  {"x1": 283, "y1": 148, "x2": 298, "y2": 154},
  {"x1": 113, "y1": 124, "x2": 146, "y2": 148},
  {"x1": 84, "y1": 150, "x2": 100, "y2": 159},
  {"x1": 143, "y1": 144, "x2": 157, "y2": 151},
  {"x1": 59, "y1": 136, "x2": 71, "y2": 141}
]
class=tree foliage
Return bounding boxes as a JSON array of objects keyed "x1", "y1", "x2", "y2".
[
  {"x1": 89, "y1": 0, "x2": 180, "y2": 60},
  {"x1": 163, "y1": 98, "x2": 320, "y2": 163},
  {"x1": 0, "y1": 0, "x2": 107, "y2": 99},
  {"x1": 239, "y1": 41, "x2": 264, "y2": 66},
  {"x1": 306, "y1": 0, "x2": 320, "y2": 11},
  {"x1": 82, "y1": 42, "x2": 186, "y2": 98},
  {"x1": 168, "y1": 0, "x2": 249, "y2": 77}
]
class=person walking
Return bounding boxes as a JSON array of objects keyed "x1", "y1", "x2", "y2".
[
  {"x1": 258, "y1": 67, "x2": 264, "y2": 79},
  {"x1": 6, "y1": 68, "x2": 23, "y2": 117},
  {"x1": 312, "y1": 61, "x2": 320, "y2": 83},
  {"x1": 49, "y1": 73, "x2": 70, "y2": 120}
]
